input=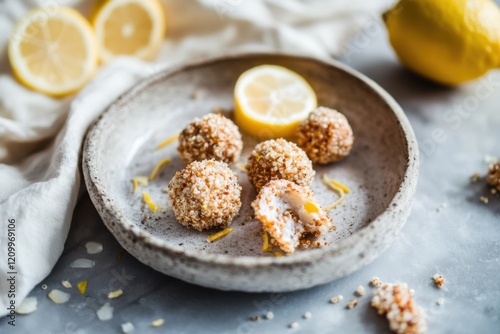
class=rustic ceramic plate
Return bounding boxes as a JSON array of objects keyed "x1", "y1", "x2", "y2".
[{"x1": 83, "y1": 53, "x2": 418, "y2": 292}]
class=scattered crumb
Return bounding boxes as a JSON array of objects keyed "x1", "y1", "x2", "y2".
[
  {"x1": 330, "y1": 295, "x2": 344, "y2": 304},
  {"x1": 246, "y1": 215, "x2": 253, "y2": 222},
  {"x1": 491, "y1": 188, "x2": 498, "y2": 195},
  {"x1": 192, "y1": 90, "x2": 203, "y2": 100},
  {"x1": 372, "y1": 282, "x2": 426, "y2": 334},
  {"x1": 436, "y1": 202, "x2": 448, "y2": 212},
  {"x1": 108, "y1": 289, "x2": 123, "y2": 299},
  {"x1": 61, "y1": 280, "x2": 72, "y2": 289},
  {"x1": 41, "y1": 284, "x2": 47, "y2": 290},
  {"x1": 303, "y1": 311, "x2": 312, "y2": 319},
  {"x1": 264, "y1": 311, "x2": 274, "y2": 320},
  {"x1": 250, "y1": 315, "x2": 261, "y2": 322},
  {"x1": 346, "y1": 299, "x2": 358, "y2": 309},
  {"x1": 121, "y1": 322, "x2": 135, "y2": 333},
  {"x1": 85, "y1": 241, "x2": 103, "y2": 254},
  {"x1": 480, "y1": 196, "x2": 489, "y2": 204},
  {"x1": 77, "y1": 280, "x2": 88, "y2": 295},
  {"x1": 151, "y1": 319, "x2": 165, "y2": 327},
  {"x1": 433, "y1": 274, "x2": 445, "y2": 288},
  {"x1": 70, "y1": 258, "x2": 95, "y2": 269},
  {"x1": 48, "y1": 289, "x2": 70, "y2": 304},
  {"x1": 371, "y1": 277, "x2": 383, "y2": 287},
  {"x1": 116, "y1": 250, "x2": 125, "y2": 261},
  {"x1": 436, "y1": 298, "x2": 445, "y2": 306},
  {"x1": 289, "y1": 321, "x2": 299, "y2": 329},
  {"x1": 97, "y1": 303, "x2": 114, "y2": 321},
  {"x1": 356, "y1": 285, "x2": 365, "y2": 297},
  {"x1": 470, "y1": 173, "x2": 481, "y2": 183}
]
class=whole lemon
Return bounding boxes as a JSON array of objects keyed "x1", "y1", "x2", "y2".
[{"x1": 383, "y1": 0, "x2": 500, "y2": 85}]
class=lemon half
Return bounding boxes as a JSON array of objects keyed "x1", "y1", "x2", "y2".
[
  {"x1": 8, "y1": 7, "x2": 98, "y2": 97},
  {"x1": 234, "y1": 65, "x2": 317, "y2": 139},
  {"x1": 92, "y1": 0, "x2": 166, "y2": 63}
]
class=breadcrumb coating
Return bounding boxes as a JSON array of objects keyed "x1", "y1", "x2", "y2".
[
  {"x1": 372, "y1": 283, "x2": 427, "y2": 334},
  {"x1": 178, "y1": 113, "x2": 243, "y2": 164},
  {"x1": 167, "y1": 160, "x2": 242, "y2": 231},
  {"x1": 487, "y1": 162, "x2": 500, "y2": 191},
  {"x1": 297, "y1": 107, "x2": 354, "y2": 164},
  {"x1": 247, "y1": 138, "x2": 314, "y2": 192},
  {"x1": 252, "y1": 180, "x2": 333, "y2": 253}
]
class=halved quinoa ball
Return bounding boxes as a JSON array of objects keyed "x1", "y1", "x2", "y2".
[
  {"x1": 167, "y1": 160, "x2": 242, "y2": 231},
  {"x1": 252, "y1": 180, "x2": 333, "y2": 253},
  {"x1": 246, "y1": 138, "x2": 315, "y2": 192},
  {"x1": 178, "y1": 113, "x2": 243, "y2": 164},
  {"x1": 297, "y1": 107, "x2": 354, "y2": 164}
]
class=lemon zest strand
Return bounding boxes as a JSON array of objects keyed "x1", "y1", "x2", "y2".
[
  {"x1": 207, "y1": 228, "x2": 234, "y2": 242},
  {"x1": 260, "y1": 230, "x2": 270, "y2": 252},
  {"x1": 156, "y1": 133, "x2": 179, "y2": 150},
  {"x1": 107, "y1": 289, "x2": 123, "y2": 299},
  {"x1": 274, "y1": 252, "x2": 283, "y2": 257},
  {"x1": 142, "y1": 191, "x2": 158, "y2": 213},
  {"x1": 77, "y1": 280, "x2": 87, "y2": 295},
  {"x1": 329, "y1": 179, "x2": 350, "y2": 194},
  {"x1": 150, "y1": 158, "x2": 171, "y2": 181},
  {"x1": 322, "y1": 174, "x2": 346, "y2": 210},
  {"x1": 132, "y1": 176, "x2": 149, "y2": 193}
]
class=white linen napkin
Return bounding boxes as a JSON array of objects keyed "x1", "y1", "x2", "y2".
[{"x1": 0, "y1": 0, "x2": 392, "y2": 316}]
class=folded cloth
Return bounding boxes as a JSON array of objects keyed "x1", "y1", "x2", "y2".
[{"x1": 0, "y1": 0, "x2": 392, "y2": 316}]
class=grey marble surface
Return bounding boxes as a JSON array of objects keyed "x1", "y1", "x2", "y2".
[{"x1": 4, "y1": 17, "x2": 500, "y2": 334}]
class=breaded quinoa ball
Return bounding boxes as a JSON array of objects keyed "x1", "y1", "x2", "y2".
[
  {"x1": 247, "y1": 138, "x2": 315, "y2": 192},
  {"x1": 487, "y1": 162, "x2": 500, "y2": 191},
  {"x1": 297, "y1": 107, "x2": 354, "y2": 164},
  {"x1": 167, "y1": 160, "x2": 242, "y2": 231},
  {"x1": 178, "y1": 113, "x2": 243, "y2": 164},
  {"x1": 252, "y1": 180, "x2": 333, "y2": 254}
]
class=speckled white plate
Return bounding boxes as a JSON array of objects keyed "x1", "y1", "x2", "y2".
[{"x1": 82, "y1": 53, "x2": 419, "y2": 292}]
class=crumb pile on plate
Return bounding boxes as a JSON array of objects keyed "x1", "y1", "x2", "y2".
[
  {"x1": 177, "y1": 113, "x2": 243, "y2": 164},
  {"x1": 167, "y1": 160, "x2": 241, "y2": 231},
  {"x1": 246, "y1": 138, "x2": 315, "y2": 192}
]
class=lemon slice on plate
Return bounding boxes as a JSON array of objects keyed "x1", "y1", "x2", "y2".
[
  {"x1": 8, "y1": 7, "x2": 98, "y2": 97},
  {"x1": 234, "y1": 65, "x2": 317, "y2": 139},
  {"x1": 92, "y1": 0, "x2": 166, "y2": 63}
]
